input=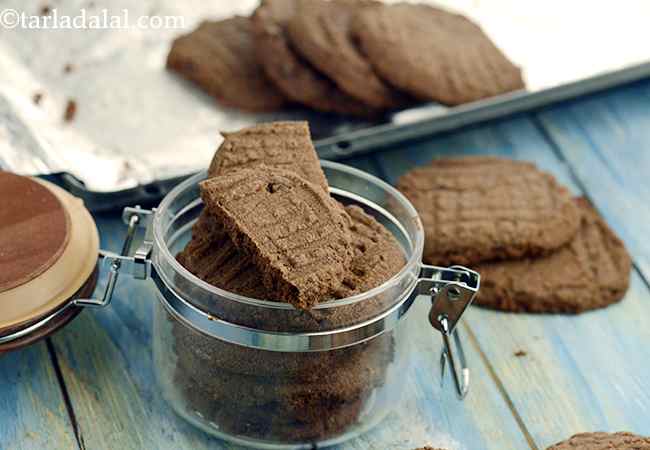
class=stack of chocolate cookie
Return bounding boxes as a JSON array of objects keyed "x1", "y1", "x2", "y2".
[
  {"x1": 166, "y1": 1, "x2": 525, "y2": 116},
  {"x1": 397, "y1": 156, "x2": 632, "y2": 314},
  {"x1": 172, "y1": 121, "x2": 406, "y2": 442}
]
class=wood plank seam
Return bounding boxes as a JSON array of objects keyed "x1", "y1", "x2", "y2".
[
  {"x1": 463, "y1": 322, "x2": 540, "y2": 450},
  {"x1": 46, "y1": 338, "x2": 85, "y2": 450},
  {"x1": 530, "y1": 114, "x2": 650, "y2": 291}
]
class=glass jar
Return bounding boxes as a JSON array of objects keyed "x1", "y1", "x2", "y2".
[
  {"x1": 145, "y1": 161, "x2": 479, "y2": 449},
  {"x1": 0, "y1": 161, "x2": 479, "y2": 449}
]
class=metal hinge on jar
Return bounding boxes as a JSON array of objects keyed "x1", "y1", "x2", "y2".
[
  {"x1": 75, "y1": 206, "x2": 155, "y2": 307},
  {"x1": 415, "y1": 264, "x2": 480, "y2": 399}
]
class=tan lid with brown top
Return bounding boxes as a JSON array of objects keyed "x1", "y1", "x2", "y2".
[{"x1": 0, "y1": 172, "x2": 99, "y2": 349}]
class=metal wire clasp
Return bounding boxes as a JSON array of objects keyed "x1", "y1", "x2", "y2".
[
  {"x1": 74, "y1": 206, "x2": 155, "y2": 307},
  {"x1": 417, "y1": 264, "x2": 480, "y2": 399}
]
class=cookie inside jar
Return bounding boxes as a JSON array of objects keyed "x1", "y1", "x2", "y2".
[{"x1": 156, "y1": 121, "x2": 415, "y2": 446}]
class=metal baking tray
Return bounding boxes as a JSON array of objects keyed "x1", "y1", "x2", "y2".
[{"x1": 1, "y1": 0, "x2": 649, "y2": 210}]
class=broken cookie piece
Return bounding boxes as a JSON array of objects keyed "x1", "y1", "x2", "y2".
[
  {"x1": 333, "y1": 205, "x2": 405, "y2": 298},
  {"x1": 200, "y1": 166, "x2": 353, "y2": 309},
  {"x1": 176, "y1": 211, "x2": 268, "y2": 299},
  {"x1": 207, "y1": 121, "x2": 328, "y2": 191}
]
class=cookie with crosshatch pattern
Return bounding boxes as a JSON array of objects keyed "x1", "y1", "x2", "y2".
[
  {"x1": 167, "y1": 17, "x2": 286, "y2": 111},
  {"x1": 251, "y1": 0, "x2": 377, "y2": 116},
  {"x1": 177, "y1": 204, "x2": 405, "y2": 304},
  {"x1": 286, "y1": 0, "x2": 408, "y2": 110},
  {"x1": 475, "y1": 198, "x2": 631, "y2": 314},
  {"x1": 352, "y1": 3, "x2": 524, "y2": 105},
  {"x1": 207, "y1": 121, "x2": 328, "y2": 190},
  {"x1": 199, "y1": 166, "x2": 354, "y2": 309},
  {"x1": 396, "y1": 156, "x2": 581, "y2": 266},
  {"x1": 546, "y1": 431, "x2": 650, "y2": 449}
]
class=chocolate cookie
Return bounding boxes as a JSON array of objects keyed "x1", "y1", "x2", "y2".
[
  {"x1": 179, "y1": 204, "x2": 404, "y2": 299},
  {"x1": 287, "y1": 0, "x2": 407, "y2": 109},
  {"x1": 352, "y1": 3, "x2": 525, "y2": 105},
  {"x1": 169, "y1": 304, "x2": 395, "y2": 442},
  {"x1": 475, "y1": 198, "x2": 631, "y2": 314},
  {"x1": 333, "y1": 205, "x2": 406, "y2": 298},
  {"x1": 184, "y1": 121, "x2": 328, "y2": 299},
  {"x1": 176, "y1": 212, "x2": 267, "y2": 299},
  {"x1": 207, "y1": 121, "x2": 328, "y2": 191},
  {"x1": 176, "y1": 337, "x2": 392, "y2": 404},
  {"x1": 200, "y1": 167, "x2": 353, "y2": 309},
  {"x1": 176, "y1": 203, "x2": 406, "y2": 333},
  {"x1": 173, "y1": 314, "x2": 393, "y2": 378},
  {"x1": 396, "y1": 156, "x2": 581, "y2": 266},
  {"x1": 166, "y1": 17, "x2": 286, "y2": 112},
  {"x1": 252, "y1": 0, "x2": 376, "y2": 117},
  {"x1": 547, "y1": 432, "x2": 650, "y2": 450},
  {"x1": 177, "y1": 372, "x2": 365, "y2": 441}
]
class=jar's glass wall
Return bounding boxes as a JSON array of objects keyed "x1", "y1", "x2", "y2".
[
  {"x1": 153, "y1": 299, "x2": 412, "y2": 449},
  {"x1": 150, "y1": 161, "x2": 426, "y2": 447}
]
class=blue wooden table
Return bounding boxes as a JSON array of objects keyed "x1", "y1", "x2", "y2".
[{"x1": 3, "y1": 79, "x2": 650, "y2": 450}]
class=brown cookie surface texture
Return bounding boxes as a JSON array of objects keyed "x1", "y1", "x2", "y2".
[
  {"x1": 186, "y1": 121, "x2": 328, "y2": 299},
  {"x1": 207, "y1": 121, "x2": 328, "y2": 191},
  {"x1": 166, "y1": 17, "x2": 285, "y2": 111},
  {"x1": 176, "y1": 203, "x2": 406, "y2": 334},
  {"x1": 333, "y1": 205, "x2": 406, "y2": 298},
  {"x1": 178, "y1": 205, "x2": 404, "y2": 302},
  {"x1": 168, "y1": 305, "x2": 396, "y2": 442},
  {"x1": 547, "y1": 432, "x2": 650, "y2": 450},
  {"x1": 252, "y1": 0, "x2": 376, "y2": 116},
  {"x1": 397, "y1": 156, "x2": 581, "y2": 266},
  {"x1": 200, "y1": 167, "x2": 353, "y2": 309},
  {"x1": 352, "y1": 3, "x2": 525, "y2": 105},
  {"x1": 176, "y1": 212, "x2": 268, "y2": 299},
  {"x1": 475, "y1": 198, "x2": 631, "y2": 314},
  {"x1": 287, "y1": 0, "x2": 407, "y2": 109}
]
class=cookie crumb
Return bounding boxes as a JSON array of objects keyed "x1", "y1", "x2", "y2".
[
  {"x1": 514, "y1": 350, "x2": 527, "y2": 358},
  {"x1": 63, "y1": 99, "x2": 77, "y2": 122},
  {"x1": 32, "y1": 92, "x2": 44, "y2": 106},
  {"x1": 63, "y1": 63, "x2": 75, "y2": 74},
  {"x1": 40, "y1": 4, "x2": 51, "y2": 15}
]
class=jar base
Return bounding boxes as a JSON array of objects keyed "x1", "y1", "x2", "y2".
[{"x1": 164, "y1": 389, "x2": 390, "y2": 450}]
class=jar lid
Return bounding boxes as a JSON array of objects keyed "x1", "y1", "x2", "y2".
[{"x1": 0, "y1": 172, "x2": 99, "y2": 350}]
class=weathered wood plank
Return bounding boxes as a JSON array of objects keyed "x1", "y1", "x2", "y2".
[
  {"x1": 0, "y1": 343, "x2": 78, "y2": 450},
  {"x1": 536, "y1": 78, "x2": 650, "y2": 281},
  {"x1": 374, "y1": 113, "x2": 650, "y2": 449}
]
